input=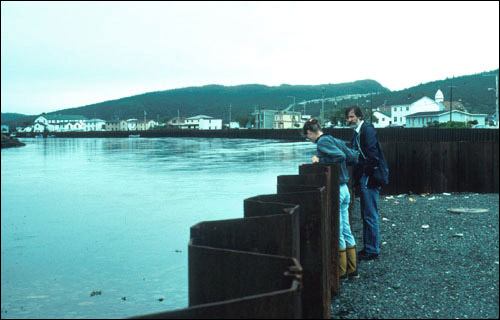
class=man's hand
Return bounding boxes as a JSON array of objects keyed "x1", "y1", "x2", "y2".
[{"x1": 311, "y1": 156, "x2": 319, "y2": 163}]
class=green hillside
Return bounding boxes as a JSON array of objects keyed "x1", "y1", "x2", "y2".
[
  {"x1": 43, "y1": 80, "x2": 387, "y2": 122},
  {"x1": 337, "y1": 69, "x2": 498, "y2": 115},
  {"x1": 2, "y1": 69, "x2": 498, "y2": 128},
  {"x1": 1, "y1": 113, "x2": 30, "y2": 122}
]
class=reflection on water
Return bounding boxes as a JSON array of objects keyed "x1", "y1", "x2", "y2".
[{"x1": 1, "y1": 138, "x2": 314, "y2": 319}]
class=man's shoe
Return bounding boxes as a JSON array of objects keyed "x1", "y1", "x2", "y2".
[{"x1": 358, "y1": 251, "x2": 379, "y2": 261}]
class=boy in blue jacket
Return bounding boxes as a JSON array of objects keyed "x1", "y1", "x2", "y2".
[{"x1": 303, "y1": 118, "x2": 360, "y2": 280}]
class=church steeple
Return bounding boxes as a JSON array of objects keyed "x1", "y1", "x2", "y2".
[{"x1": 435, "y1": 88, "x2": 444, "y2": 103}]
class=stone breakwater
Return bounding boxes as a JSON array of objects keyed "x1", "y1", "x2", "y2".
[{"x1": 1, "y1": 134, "x2": 26, "y2": 148}]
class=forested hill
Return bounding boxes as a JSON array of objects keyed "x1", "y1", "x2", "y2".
[
  {"x1": 367, "y1": 69, "x2": 498, "y2": 115},
  {"x1": 2, "y1": 69, "x2": 498, "y2": 127},
  {"x1": 1, "y1": 113, "x2": 29, "y2": 122},
  {"x1": 4, "y1": 80, "x2": 388, "y2": 125}
]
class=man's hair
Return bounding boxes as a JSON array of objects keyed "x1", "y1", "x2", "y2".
[
  {"x1": 303, "y1": 118, "x2": 322, "y2": 135},
  {"x1": 345, "y1": 105, "x2": 363, "y2": 119}
]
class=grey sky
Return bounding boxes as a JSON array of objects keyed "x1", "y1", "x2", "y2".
[{"x1": 1, "y1": 1, "x2": 499, "y2": 115}]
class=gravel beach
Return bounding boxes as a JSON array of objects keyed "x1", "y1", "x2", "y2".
[{"x1": 332, "y1": 192, "x2": 499, "y2": 319}]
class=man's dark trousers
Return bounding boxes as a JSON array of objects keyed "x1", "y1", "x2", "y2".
[
  {"x1": 351, "y1": 121, "x2": 382, "y2": 256},
  {"x1": 358, "y1": 174, "x2": 380, "y2": 255}
]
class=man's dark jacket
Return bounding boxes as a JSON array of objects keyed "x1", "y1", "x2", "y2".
[{"x1": 350, "y1": 122, "x2": 382, "y2": 187}]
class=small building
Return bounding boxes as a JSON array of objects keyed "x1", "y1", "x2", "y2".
[
  {"x1": 105, "y1": 120, "x2": 128, "y2": 131},
  {"x1": 184, "y1": 115, "x2": 215, "y2": 130},
  {"x1": 199, "y1": 118, "x2": 222, "y2": 130},
  {"x1": 1, "y1": 125, "x2": 9, "y2": 133},
  {"x1": 373, "y1": 111, "x2": 392, "y2": 128},
  {"x1": 33, "y1": 114, "x2": 87, "y2": 132},
  {"x1": 84, "y1": 119, "x2": 106, "y2": 131},
  {"x1": 252, "y1": 109, "x2": 278, "y2": 129},
  {"x1": 406, "y1": 110, "x2": 488, "y2": 128},
  {"x1": 137, "y1": 120, "x2": 158, "y2": 131},
  {"x1": 229, "y1": 122, "x2": 240, "y2": 129},
  {"x1": 126, "y1": 119, "x2": 138, "y2": 131},
  {"x1": 274, "y1": 111, "x2": 303, "y2": 129},
  {"x1": 168, "y1": 117, "x2": 186, "y2": 128}
]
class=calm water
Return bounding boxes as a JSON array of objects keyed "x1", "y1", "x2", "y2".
[{"x1": 1, "y1": 137, "x2": 314, "y2": 319}]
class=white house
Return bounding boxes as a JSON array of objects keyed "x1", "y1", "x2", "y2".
[
  {"x1": 373, "y1": 111, "x2": 392, "y2": 128},
  {"x1": 184, "y1": 115, "x2": 215, "y2": 130},
  {"x1": 84, "y1": 119, "x2": 106, "y2": 131},
  {"x1": 137, "y1": 120, "x2": 158, "y2": 131},
  {"x1": 199, "y1": 118, "x2": 222, "y2": 130},
  {"x1": 391, "y1": 104, "x2": 412, "y2": 126},
  {"x1": 33, "y1": 114, "x2": 87, "y2": 132},
  {"x1": 126, "y1": 119, "x2": 138, "y2": 131},
  {"x1": 390, "y1": 90, "x2": 447, "y2": 126},
  {"x1": 406, "y1": 110, "x2": 488, "y2": 128}
]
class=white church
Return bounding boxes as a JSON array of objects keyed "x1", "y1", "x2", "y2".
[{"x1": 383, "y1": 90, "x2": 487, "y2": 128}]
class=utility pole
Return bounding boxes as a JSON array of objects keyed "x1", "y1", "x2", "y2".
[
  {"x1": 254, "y1": 106, "x2": 259, "y2": 129},
  {"x1": 287, "y1": 96, "x2": 296, "y2": 111},
  {"x1": 370, "y1": 92, "x2": 373, "y2": 123},
  {"x1": 321, "y1": 87, "x2": 325, "y2": 125},
  {"x1": 447, "y1": 76, "x2": 456, "y2": 123},
  {"x1": 496, "y1": 75, "x2": 498, "y2": 127},
  {"x1": 229, "y1": 103, "x2": 232, "y2": 124},
  {"x1": 485, "y1": 73, "x2": 499, "y2": 127}
]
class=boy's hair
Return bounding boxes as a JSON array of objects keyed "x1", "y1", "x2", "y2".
[
  {"x1": 345, "y1": 105, "x2": 363, "y2": 119},
  {"x1": 303, "y1": 118, "x2": 322, "y2": 135}
]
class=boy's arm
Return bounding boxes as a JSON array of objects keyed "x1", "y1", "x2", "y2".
[{"x1": 317, "y1": 139, "x2": 346, "y2": 163}]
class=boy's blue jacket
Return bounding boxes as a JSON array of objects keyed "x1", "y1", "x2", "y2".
[{"x1": 315, "y1": 134, "x2": 359, "y2": 185}]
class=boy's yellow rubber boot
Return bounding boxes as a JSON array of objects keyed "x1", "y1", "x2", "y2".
[
  {"x1": 339, "y1": 248, "x2": 348, "y2": 280},
  {"x1": 347, "y1": 245, "x2": 360, "y2": 279}
]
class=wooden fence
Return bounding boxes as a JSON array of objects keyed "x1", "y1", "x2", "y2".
[
  {"x1": 16, "y1": 127, "x2": 499, "y2": 143},
  {"x1": 380, "y1": 141, "x2": 499, "y2": 194}
]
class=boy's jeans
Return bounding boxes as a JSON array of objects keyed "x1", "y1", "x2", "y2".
[
  {"x1": 339, "y1": 183, "x2": 356, "y2": 249},
  {"x1": 358, "y1": 174, "x2": 380, "y2": 254}
]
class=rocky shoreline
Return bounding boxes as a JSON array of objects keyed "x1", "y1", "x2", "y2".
[
  {"x1": 1, "y1": 134, "x2": 26, "y2": 148},
  {"x1": 332, "y1": 192, "x2": 499, "y2": 319}
]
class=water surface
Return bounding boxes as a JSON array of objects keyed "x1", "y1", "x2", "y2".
[{"x1": 1, "y1": 137, "x2": 314, "y2": 318}]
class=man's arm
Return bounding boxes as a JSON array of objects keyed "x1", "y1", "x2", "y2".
[{"x1": 360, "y1": 124, "x2": 380, "y2": 175}]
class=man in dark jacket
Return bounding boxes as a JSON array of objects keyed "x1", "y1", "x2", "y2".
[{"x1": 346, "y1": 106, "x2": 382, "y2": 261}]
